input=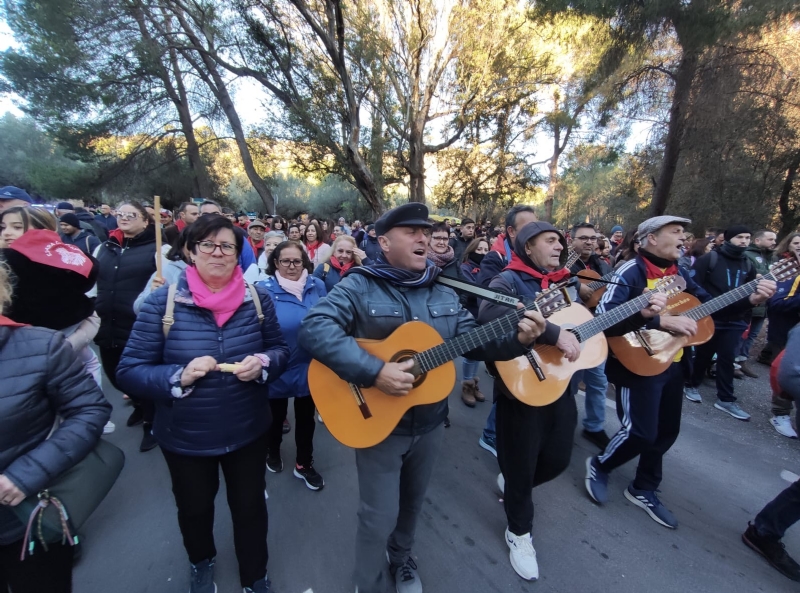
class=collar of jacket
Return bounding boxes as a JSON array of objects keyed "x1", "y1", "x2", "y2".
[
  {"x1": 258, "y1": 275, "x2": 317, "y2": 299},
  {"x1": 106, "y1": 224, "x2": 157, "y2": 249}
]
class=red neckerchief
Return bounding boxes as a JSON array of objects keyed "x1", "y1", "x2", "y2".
[
  {"x1": 175, "y1": 219, "x2": 186, "y2": 232},
  {"x1": 0, "y1": 315, "x2": 26, "y2": 327},
  {"x1": 329, "y1": 256, "x2": 354, "y2": 274},
  {"x1": 504, "y1": 257, "x2": 570, "y2": 289},
  {"x1": 7, "y1": 229, "x2": 94, "y2": 278},
  {"x1": 642, "y1": 256, "x2": 678, "y2": 279},
  {"x1": 108, "y1": 228, "x2": 124, "y2": 245},
  {"x1": 306, "y1": 240, "x2": 323, "y2": 261},
  {"x1": 247, "y1": 237, "x2": 264, "y2": 253},
  {"x1": 490, "y1": 233, "x2": 507, "y2": 256}
]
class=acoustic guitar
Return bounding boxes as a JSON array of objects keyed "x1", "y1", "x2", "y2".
[
  {"x1": 578, "y1": 270, "x2": 616, "y2": 308},
  {"x1": 495, "y1": 276, "x2": 686, "y2": 406},
  {"x1": 307, "y1": 285, "x2": 571, "y2": 448},
  {"x1": 608, "y1": 257, "x2": 800, "y2": 377}
]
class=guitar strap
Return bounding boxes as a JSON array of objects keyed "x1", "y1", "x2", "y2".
[
  {"x1": 434, "y1": 275, "x2": 520, "y2": 309},
  {"x1": 568, "y1": 272, "x2": 635, "y2": 289}
]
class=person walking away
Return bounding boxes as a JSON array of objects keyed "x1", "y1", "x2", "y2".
[
  {"x1": 116, "y1": 214, "x2": 289, "y2": 593},
  {"x1": 0, "y1": 262, "x2": 111, "y2": 593},
  {"x1": 684, "y1": 226, "x2": 767, "y2": 420},
  {"x1": 738, "y1": 229, "x2": 777, "y2": 377},
  {"x1": 478, "y1": 221, "x2": 587, "y2": 581},
  {"x1": 459, "y1": 237, "x2": 490, "y2": 409},
  {"x1": 94, "y1": 201, "x2": 159, "y2": 450},
  {"x1": 298, "y1": 203, "x2": 546, "y2": 593},
  {"x1": 258, "y1": 241, "x2": 327, "y2": 489},
  {"x1": 742, "y1": 324, "x2": 800, "y2": 582},
  {"x1": 59, "y1": 212, "x2": 100, "y2": 256},
  {"x1": 569, "y1": 222, "x2": 613, "y2": 449}
]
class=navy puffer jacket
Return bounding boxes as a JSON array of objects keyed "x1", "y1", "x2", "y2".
[
  {"x1": 94, "y1": 226, "x2": 158, "y2": 348},
  {"x1": 0, "y1": 325, "x2": 111, "y2": 545},
  {"x1": 116, "y1": 272, "x2": 290, "y2": 456}
]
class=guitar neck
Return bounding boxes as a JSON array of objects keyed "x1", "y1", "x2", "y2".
[
  {"x1": 682, "y1": 272, "x2": 770, "y2": 321},
  {"x1": 586, "y1": 272, "x2": 615, "y2": 292},
  {"x1": 414, "y1": 300, "x2": 541, "y2": 373},
  {"x1": 572, "y1": 290, "x2": 654, "y2": 343}
]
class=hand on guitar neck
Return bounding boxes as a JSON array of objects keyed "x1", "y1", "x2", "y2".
[{"x1": 748, "y1": 278, "x2": 777, "y2": 305}]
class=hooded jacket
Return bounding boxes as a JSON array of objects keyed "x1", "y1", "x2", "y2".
[
  {"x1": 360, "y1": 234, "x2": 382, "y2": 263},
  {"x1": 690, "y1": 242, "x2": 757, "y2": 327},
  {"x1": 60, "y1": 228, "x2": 101, "y2": 256}
]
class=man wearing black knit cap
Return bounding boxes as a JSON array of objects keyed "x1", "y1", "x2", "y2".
[{"x1": 684, "y1": 225, "x2": 771, "y2": 421}]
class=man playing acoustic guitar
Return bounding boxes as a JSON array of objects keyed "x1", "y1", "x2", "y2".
[
  {"x1": 298, "y1": 203, "x2": 548, "y2": 593},
  {"x1": 585, "y1": 216, "x2": 776, "y2": 529}
]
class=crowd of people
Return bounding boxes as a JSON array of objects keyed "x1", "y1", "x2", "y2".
[{"x1": 1, "y1": 183, "x2": 800, "y2": 593}]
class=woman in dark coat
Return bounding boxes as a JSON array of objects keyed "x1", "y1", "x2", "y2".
[
  {"x1": 94, "y1": 200, "x2": 158, "y2": 450},
  {"x1": 0, "y1": 262, "x2": 111, "y2": 593},
  {"x1": 116, "y1": 215, "x2": 288, "y2": 593},
  {"x1": 258, "y1": 241, "x2": 327, "y2": 489}
]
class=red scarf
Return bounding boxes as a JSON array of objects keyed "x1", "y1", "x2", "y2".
[
  {"x1": 642, "y1": 257, "x2": 678, "y2": 279},
  {"x1": 0, "y1": 315, "x2": 26, "y2": 327},
  {"x1": 306, "y1": 240, "x2": 323, "y2": 261},
  {"x1": 175, "y1": 219, "x2": 187, "y2": 232},
  {"x1": 8, "y1": 229, "x2": 94, "y2": 278},
  {"x1": 329, "y1": 256, "x2": 354, "y2": 274},
  {"x1": 504, "y1": 257, "x2": 571, "y2": 288}
]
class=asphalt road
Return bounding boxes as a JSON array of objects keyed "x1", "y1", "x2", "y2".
[{"x1": 74, "y1": 355, "x2": 800, "y2": 593}]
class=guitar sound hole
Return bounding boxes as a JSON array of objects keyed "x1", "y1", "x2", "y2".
[{"x1": 391, "y1": 351, "x2": 427, "y2": 388}]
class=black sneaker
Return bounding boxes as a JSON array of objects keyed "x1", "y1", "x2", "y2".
[
  {"x1": 582, "y1": 429, "x2": 610, "y2": 450},
  {"x1": 743, "y1": 522, "x2": 800, "y2": 581},
  {"x1": 294, "y1": 463, "x2": 324, "y2": 490},
  {"x1": 190, "y1": 558, "x2": 217, "y2": 593},
  {"x1": 266, "y1": 451, "x2": 283, "y2": 473},
  {"x1": 139, "y1": 423, "x2": 158, "y2": 452},
  {"x1": 126, "y1": 406, "x2": 144, "y2": 427}
]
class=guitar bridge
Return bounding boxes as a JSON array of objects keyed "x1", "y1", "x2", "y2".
[
  {"x1": 633, "y1": 330, "x2": 655, "y2": 356},
  {"x1": 525, "y1": 350, "x2": 546, "y2": 381},
  {"x1": 348, "y1": 383, "x2": 372, "y2": 419}
]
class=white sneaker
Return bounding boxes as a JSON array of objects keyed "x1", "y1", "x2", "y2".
[
  {"x1": 103, "y1": 421, "x2": 116, "y2": 435},
  {"x1": 505, "y1": 528, "x2": 539, "y2": 580},
  {"x1": 770, "y1": 415, "x2": 798, "y2": 439},
  {"x1": 316, "y1": 412, "x2": 324, "y2": 424},
  {"x1": 497, "y1": 473, "x2": 505, "y2": 494}
]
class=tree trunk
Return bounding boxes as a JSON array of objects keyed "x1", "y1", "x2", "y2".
[
  {"x1": 544, "y1": 123, "x2": 562, "y2": 223},
  {"x1": 778, "y1": 151, "x2": 800, "y2": 240},
  {"x1": 651, "y1": 50, "x2": 699, "y2": 216},
  {"x1": 368, "y1": 108, "x2": 385, "y2": 208},
  {"x1": 408, "y1": 119, "x2": 426, "y2": 204}
]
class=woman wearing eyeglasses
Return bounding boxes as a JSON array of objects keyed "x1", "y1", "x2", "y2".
[
  {"x1": 116, "y1": 215, "x2": 289, "y2": 593},
  {"x1": 94, "y1": 201, "x2": 159, "y2": 451},
  {"x1": 256, "y1": 240, "x2": 327, "y2": 490}
]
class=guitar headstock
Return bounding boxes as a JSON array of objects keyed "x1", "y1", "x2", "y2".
[
  {"x1": 770, "y1": 257, "x2": 800, "y2": 282},
  {"x1": 651, "y1": 275, "x2": 687, "y2": 297},
  {"x1": 532, "y1": 282, "x2": 572, "y2": 318},
  {"x1": 564, "y1": 249, "x2": 580, "y2": 270}
]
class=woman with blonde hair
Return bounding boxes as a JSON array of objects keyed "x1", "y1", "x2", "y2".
[{"x1": 312, "y1": 234, "x2": 368, "y2": 292}]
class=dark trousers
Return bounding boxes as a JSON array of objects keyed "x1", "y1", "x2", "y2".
[
  {"x1": 161, "y1": 433, "x2": 269, "y2": 589},
  {"x1": 598, "y1": 359, "x2": 683, "y2": 491},
  {"x1": 99, "y1": 345, "x2": 154, "y2": 423},
  {"x1": 496, "y1": 390, "x2": 577, "y2": 536},
  {"x1": 0, "y1": 540, "x2": 73, "y2": 593},
  {"x1": 755, "y1": 479, "x2": 800, "y2": 540},
  {"x1": 268, "y1": 396, "x2": 316, "y2": 467},
  {"x1": 689, "y1": 327, "x2": 742, "y2": 402}
]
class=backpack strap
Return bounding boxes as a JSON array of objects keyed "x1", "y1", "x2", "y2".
[
  {"x1": 85, "y1": 236, "x2": 91, "y2": 254},
  {"x1": 247, "y1": 283, "x2": 264, "y2": 325},
  {"x1": 162, "y1": 283, "x2": 178, "y2": 338}
]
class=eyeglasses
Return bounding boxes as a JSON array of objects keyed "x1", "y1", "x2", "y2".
[
  {"x1": 196, "y1": 240, "x2": 237, "y2": 256},
  {"x1": 278, "y1": 259, "x2": 303, "y2": 268},
  {"x1": 116, "y1": 212, "x2": 139, "y2": 220},
  {"x1": 431, "y1": 236, "x2": 450, "y2": 242},
  {"x1": 576, "y1": 236, "x2": 597, "y2": 242}
]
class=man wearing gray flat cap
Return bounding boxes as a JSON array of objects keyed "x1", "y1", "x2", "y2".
[
  {"x1": 585, "y1": 215, "x2": 710, "y2": 529},
  {"x1": 299, "y1": 202, "x2": 551, "y2": 593}
]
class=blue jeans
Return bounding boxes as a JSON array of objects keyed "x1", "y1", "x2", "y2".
[
  {"x1": 482, "y1": 402, "x2": 496, "y2": 441},
  {"x1": 570, "y1": 361, "x2": 608, "y2": 432},
  {"x1": 462, "y1": 357, "x2": 479, "y2": 381},
  {"x1": 739, "y1": 316, "x2": 766, "y2": 359},
  {"x1": 755, "y1": 479, "x2": 800, "y2": 540}
]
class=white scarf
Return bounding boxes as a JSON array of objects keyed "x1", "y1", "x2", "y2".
[{"x1": 275, "y1": 269, "x2": 308, "y2": 301}]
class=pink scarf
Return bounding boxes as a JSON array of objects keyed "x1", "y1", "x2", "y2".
[
  {"x1": 186, "y1": 265, "x2": 246, "y2": 327},
  {"x1": 276, "y1": 269, "x2": 308, "y2": 301}
]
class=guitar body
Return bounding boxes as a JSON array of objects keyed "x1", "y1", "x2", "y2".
[
  {"x1": 495, "y1": 305, "x2": 608, "y2": 407},
  {"x1": 607, "y1": 293, "x2": 715, "y2": 377},
  {"x1": 577, "y1": 269, "x2": 601, "y2": 283},
  {"x1": 576, "y1": 270, "x2": 605, "y2": 308},
  {"x1": 307, "y1": 321, "x2": 456, "y2": 449}
]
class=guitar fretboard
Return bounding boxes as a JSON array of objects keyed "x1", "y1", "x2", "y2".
[
  {"x1": 585, "y1": 271, "x2": 615, "y2": 292},
  {"x1": 682, "y1": 272, "x2": 776, "y2": 321},
  {"x1": 572, "y1": 290, "x2": 656, "y2": 343},
  {"x1": 414, "y1": 299, "x2": 551, "y2": 373}
]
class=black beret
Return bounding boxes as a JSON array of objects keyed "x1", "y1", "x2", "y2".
[{"x1": 375, "y1": 203, "x2": 432, "y2": 236}]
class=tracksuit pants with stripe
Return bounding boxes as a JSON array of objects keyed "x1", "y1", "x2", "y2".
[{"x1": 597, "y1": 358, "x2": 684, "y2": 491}]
